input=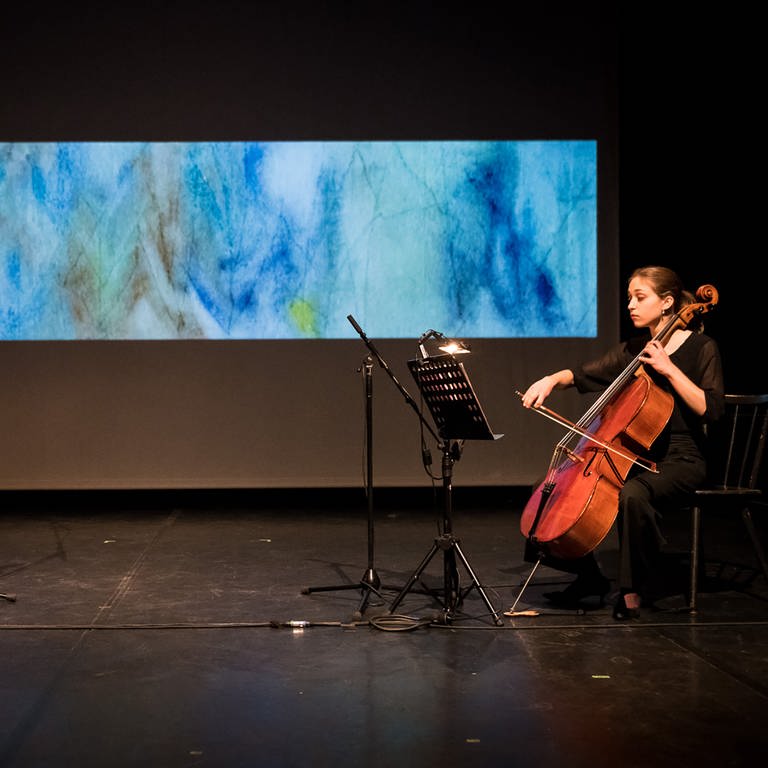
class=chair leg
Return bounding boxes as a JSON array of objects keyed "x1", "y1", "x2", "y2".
[
  {"x1": 689, "y1": 504, "x2": 701, "y2": 613},
  {"x1": 741, "y1": 507, "x2": 768, "y2": 584}
]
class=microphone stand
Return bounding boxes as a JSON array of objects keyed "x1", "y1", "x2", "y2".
[
  {"x1": 359, "y1": 355, "x2": 379, "y2": 605},
  {"x1": 302, "y1": 323, "x2": 387, "y2": 617}
]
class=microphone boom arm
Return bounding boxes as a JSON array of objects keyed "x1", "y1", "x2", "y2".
[{"x1": 347, "y1": 315, "x2": 442, "y2": 445}]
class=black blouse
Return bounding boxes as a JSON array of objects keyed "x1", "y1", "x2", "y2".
[{"x1": 572, "y1": 331, "x2": 725, "y2": 458}]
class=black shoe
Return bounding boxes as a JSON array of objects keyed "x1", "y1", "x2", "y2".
[
  {"x1": 612, "y1": 592, "x2": 641, "y2": 620},
  {"x1": 542, "y1": 574, "x2": 611, "y2": 608}
]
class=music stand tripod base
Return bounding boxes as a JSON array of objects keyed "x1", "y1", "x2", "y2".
[
  {"x1": 388, "y1": 527, "x2": 503, "y2": 625},
  {"x1": 388, "y1": 354, "x2": 505, "y2": 626}
]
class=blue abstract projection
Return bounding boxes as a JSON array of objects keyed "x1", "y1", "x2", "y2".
[{"x1": 0, "y1": 141, "x2": 597, "y2": 340}]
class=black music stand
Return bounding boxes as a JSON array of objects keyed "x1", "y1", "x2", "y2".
[{"x1": 387, "y1": 354, "x2": 504, "y2": 625}]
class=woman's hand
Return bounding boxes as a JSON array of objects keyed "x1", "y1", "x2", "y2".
[
  {"x1": 639, "y1": 339, "x2": 674, "y2": 377},
  {"x1": 521, "y1": 369, "x2": 575, "y2": 408},
  {"x1": 521, "y1": 375, "x2": 557, "y2": 409}
]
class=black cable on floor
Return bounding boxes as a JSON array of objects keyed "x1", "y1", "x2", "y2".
[{"x1": 368, "y1": 613, "x2": 434, "y2": 631}]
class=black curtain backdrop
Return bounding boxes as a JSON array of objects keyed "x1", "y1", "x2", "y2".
[{"x1": 618, "y1": 6, "x2": 760, "y2": 393}]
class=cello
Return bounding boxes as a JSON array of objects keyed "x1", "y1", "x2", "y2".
[{"x1": 519, "y1": 284, "x2": 719, "y2": 561}]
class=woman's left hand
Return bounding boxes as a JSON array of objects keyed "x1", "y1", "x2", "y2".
[{"x1": 639, "y1": 339, "x2": 674, "y2": 376}]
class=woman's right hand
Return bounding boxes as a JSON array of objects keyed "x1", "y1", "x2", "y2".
[
  {"x1": 521, "y1": 376, "x2": 556, "y2": 409},
  {"x1": 520, "y1": 369, "x2": 574, "y2": 409}
]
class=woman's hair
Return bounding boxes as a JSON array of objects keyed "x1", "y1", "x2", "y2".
[{"x1": 629, "y1": 265, "x2": 701, "y2": 330}]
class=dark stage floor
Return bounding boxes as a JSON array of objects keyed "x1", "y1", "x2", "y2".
[{"x1": 1, "y1": 487, "x2": 767, "y2": 768}]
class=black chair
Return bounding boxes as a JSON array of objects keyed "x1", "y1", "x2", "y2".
[{"x1": 688, "y1": 393, "x2": 768, "y2": 612}]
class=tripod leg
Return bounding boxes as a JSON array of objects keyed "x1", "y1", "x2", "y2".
[
  {"x1": 388, "y1": 541, "x2": 440, "y2": 614},
  {"x1": 356, "y1": 582, "x2": 387, "y2": 615},
  {"x1": 302, "y1": 583, "x2": 362, "y2": 595},
  {"x1": 452, "y1": 541, "x2": 503, "y2": 625},
  {"x1": 302, "y1": 570, "x2": 383, "y2": 606},
  {"x1": 355, "y1": 569, "x2": 384, "y2": 615}
]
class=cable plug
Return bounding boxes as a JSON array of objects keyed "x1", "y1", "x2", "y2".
[{"x1": 269, "y1": 620, "x2": 311, "y2": 629}]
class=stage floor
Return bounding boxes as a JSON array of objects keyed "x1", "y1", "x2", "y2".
[{"x1": 1, "y1": 487, "x2": 767, "y2": 768}]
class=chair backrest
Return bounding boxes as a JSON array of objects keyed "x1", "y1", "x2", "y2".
[{"x1": 706, "y1": 393, "x2": 768, "y2": 491}]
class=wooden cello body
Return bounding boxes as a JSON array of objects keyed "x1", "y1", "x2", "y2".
[{"x1": 520, "y1": 285, "x2": 719, "y2": 560}]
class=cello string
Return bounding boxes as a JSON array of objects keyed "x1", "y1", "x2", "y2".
[
  {"x1": 571, "y1": 303, "x2": 691, "y2": 433},
  {"x1": 521, "y1": 286, "x2": 717, "y2": 477}
]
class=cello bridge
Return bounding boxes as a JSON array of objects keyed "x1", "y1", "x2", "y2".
[{"x1": 564, "y1": 447, "x2": 584, "y2": 464}]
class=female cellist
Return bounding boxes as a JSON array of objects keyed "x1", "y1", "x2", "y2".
[{"x1": 520, "y1": 265, "x2": 725, "y2": 619}]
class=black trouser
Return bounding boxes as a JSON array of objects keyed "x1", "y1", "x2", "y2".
[{"x1": 540, "y1": 434, "x2": 706, "y2": 597}]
